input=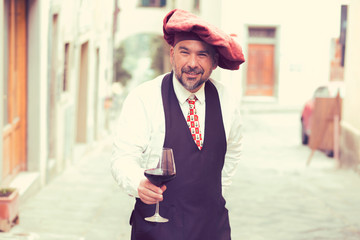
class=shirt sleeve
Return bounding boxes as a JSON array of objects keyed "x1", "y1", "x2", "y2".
[
  {"x1": 222, "y1": 100, "x2": 243, "y2": 194},
  {"x1": 111, "y1": 90, "x2": 151, "y2": 198}
]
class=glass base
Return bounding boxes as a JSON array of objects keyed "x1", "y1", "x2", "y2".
[{"x1": 145, "y1": 213, "x2": 169, "y2": 223}]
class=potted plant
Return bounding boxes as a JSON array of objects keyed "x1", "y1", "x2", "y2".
[{"x1": 0, "y1": 188, "x2": 19, "y2": 232}]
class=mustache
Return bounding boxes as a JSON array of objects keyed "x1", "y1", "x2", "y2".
[{"x1": 181, "y1": 66, "x2": 204, "y2": 75}]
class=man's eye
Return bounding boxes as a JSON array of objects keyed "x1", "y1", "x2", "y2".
[{"x1": 180, "y1": 51, "x2": 189, "y2": 55}]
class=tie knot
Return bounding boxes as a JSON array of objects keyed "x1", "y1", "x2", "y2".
[{"x1": 187, "y1": 95, "x2": 197, "y2": 103}]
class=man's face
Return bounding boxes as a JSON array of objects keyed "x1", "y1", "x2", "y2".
[{"x1": 170, "y1": 40, "x2": 218, "y2": 93}]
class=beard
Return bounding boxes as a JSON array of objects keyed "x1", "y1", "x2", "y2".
[{"x1": 174, "y1": 66, "x2": 209, "y2": 92}]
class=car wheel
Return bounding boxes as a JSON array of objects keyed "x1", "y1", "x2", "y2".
[{"x1": 301, "y1": 120, "x2": 309, "y2": 145}]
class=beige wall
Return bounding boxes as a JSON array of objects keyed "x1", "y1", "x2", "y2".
[
  {"x1": 26, "y1": 0, "x2": 115, "y2": 184},
  {"x1": 49, "y1": 0, "x2": 115, "y2": 169},
  {"x1": 340, "y1": 0, "x2": 360, "y2": 168},
  {"x1": 27, "y1": 0, "x2": 50, "y2": 185}
]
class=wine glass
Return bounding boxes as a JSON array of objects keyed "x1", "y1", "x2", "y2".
[{"x1": 144, "y1": 148, "x2": 176, "y2": 223}]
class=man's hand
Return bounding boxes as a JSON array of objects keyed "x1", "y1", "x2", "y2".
[{"x1": 138, "y1": 178, "x2": 167, "y2": 205}]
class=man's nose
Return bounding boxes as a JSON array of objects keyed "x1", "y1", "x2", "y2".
[{"x1": 188, "y1": 55, "x2": 198, "y2": 68}]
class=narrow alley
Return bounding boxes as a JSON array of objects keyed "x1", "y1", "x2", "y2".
[
  {"x1": 1, "y1": 109, "x2": 360, "y2": 240},
  {"x1": 1, "y1": 1, "x2": 360, "y2": 240}
]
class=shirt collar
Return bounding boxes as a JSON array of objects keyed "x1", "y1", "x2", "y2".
[{"x1": 172, "y1": 74, "x2": 205, "y2": 105}]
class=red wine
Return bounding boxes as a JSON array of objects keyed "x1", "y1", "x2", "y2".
[{"x1": 144, "y1": 168, "x2": 176, "y2": 187}]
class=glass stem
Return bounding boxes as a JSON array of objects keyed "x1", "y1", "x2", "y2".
[{"x1": 155, "y1": 201, "x2": 160, "y2": 216}]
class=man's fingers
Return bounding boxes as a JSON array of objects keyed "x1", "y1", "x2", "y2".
[
  {"x1": 144, "y1": 180, "x2": 163, "y2": 194},
  {"x1": 138, "y1": 191, "x2": 159, "y2": 205},
  {"x1": 138, "y1": 179, "x2": 164, "y2": 204}
]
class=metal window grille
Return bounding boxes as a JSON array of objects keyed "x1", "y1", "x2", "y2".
[
  {"x1": 249, "y1": 27, "x2": 276, "y2": 39},
  {"x1": 141, "y1": 0, "x2": 166, "y2": 7}
]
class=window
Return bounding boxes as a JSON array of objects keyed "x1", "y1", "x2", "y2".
[
  {"x1": 140, "y1": 0, "x2": 166, "y2": 7},
  {"x1": 249, "y1": 27, "x2": 276, "y2": 39}
]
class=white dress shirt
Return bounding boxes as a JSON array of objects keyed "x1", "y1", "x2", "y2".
[{"x1": 111, "y1": 73, "x2": 242, "y2": 198}]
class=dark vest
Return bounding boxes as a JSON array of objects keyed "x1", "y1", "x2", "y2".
[{"x1": 130, "y1": 72, "x2": 230, "y2": 240}]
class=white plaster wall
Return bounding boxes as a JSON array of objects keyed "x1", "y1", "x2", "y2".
[
  {"x1": 27, "y1": 0, "x2": 116, "y2": 173},
  {"x1": 219, "y1": 1, "x2": 245, "y2": 103},
  {"x1": 27, "y1": 0, "x2": 50, "y2": 185},
  {"x1": 343, "y1": 0, "x2": 360, "y2": 129},
  {"x1": 59, "y1": 0, "x2": 114, "y2": 135}
]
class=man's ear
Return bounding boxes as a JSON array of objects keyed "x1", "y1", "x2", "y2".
[{"x1": 170, "y1": 47, "x2": 174, "y2": 65}]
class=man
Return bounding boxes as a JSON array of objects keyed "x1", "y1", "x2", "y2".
[{"x1": 111, "y1": 9, "x2": 245, "y2": 240}]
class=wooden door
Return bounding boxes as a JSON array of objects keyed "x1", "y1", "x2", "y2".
[
  {"x1": 245, "y1": 44, "x2": 275, "y2": 96},
  {"x1": 2, "y1": 0, "x2": 27, "y2": 183}
]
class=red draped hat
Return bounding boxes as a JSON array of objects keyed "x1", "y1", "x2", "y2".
[{"x1": 163, "y1": 9, "x2": 245, "y2": 70}]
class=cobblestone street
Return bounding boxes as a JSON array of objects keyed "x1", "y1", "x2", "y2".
[
  {"x1": 1, "y1": 109, "x2": 360, "y2": 240},
  {"x1": 228, "y1": 109, "x2": 360, "y2": 240}
]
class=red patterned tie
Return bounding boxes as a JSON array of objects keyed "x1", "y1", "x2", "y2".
[{"x1": 187, "y1": 97, "x2": 203, "y2": 150}]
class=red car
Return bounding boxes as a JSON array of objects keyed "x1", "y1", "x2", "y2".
[{"x1": 300, "y1": 81, "x2": 344, "y2": 145}]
